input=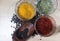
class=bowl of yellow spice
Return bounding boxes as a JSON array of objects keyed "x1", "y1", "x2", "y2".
[{"x1": 15, "y1": 0, "x2": 36, "y2": 21}]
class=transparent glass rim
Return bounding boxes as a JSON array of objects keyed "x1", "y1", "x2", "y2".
[
  {"x1": 34, "y1": 15, "x2": 56, "y2": 37},
  {"x1": 36, "y1": 0, "x2": 58, "y2": 15},
  {"x1": 15, "y1": 0, "x2": 36, "y2": 21}
]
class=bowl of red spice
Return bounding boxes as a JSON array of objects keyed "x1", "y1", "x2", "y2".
[{"x1": 34, "y1": 16, "x2": 56, "y2": 37}]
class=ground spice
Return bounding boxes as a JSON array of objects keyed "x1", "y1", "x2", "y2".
[
  {"x1": 37, "y1": 0, "x2": 52, "y2": 15},
  {"x1": 17, "y1": 2, "x2": 35, "y2": 20},
  {"x1": 35, "y1": 16, "x2": 54, "y2": 36}
]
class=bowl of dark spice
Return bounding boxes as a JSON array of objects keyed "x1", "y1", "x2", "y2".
[
  {"x1": 37, "y1": 0, "x2": 58, "y2": 15},
  {"x1": 35, "y1": 16, "x2": 56, "y2": 37}
]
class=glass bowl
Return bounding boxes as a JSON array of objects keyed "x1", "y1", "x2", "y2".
[
  {"x1": 15, "y1": 0, "x2": 36, "y2": 21},
  {"x1": 37, "y1": 0, "x2": 58, "y2": 15},
  {"x1": 34, "y1": 15, "x2": 56, "y2": 37}
]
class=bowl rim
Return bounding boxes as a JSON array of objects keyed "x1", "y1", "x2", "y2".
[
  {"x1": 34, "y1": 15, "x2": 56, "y2": 37},
  {"x1": 15, "y1": 0, "x2": 36, "y2": 21},
  {"x1": 36, "y1": 0, "x2": 58, "y2": 15}
]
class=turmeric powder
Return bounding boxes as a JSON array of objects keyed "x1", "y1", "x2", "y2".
[{"x1": 17, "y1": 2, "x2": 35, "y2": 20}]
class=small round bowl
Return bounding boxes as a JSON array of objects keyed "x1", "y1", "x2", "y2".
[
  {"x1": 37, "y1": 0, "x2": 58, "y2": 15},
  {"x1": 34, "y1": 15, "x2": 56, "y2": 37},
  {"x1": 15, "y1": 0, "x2": 36, "y2": 21}
]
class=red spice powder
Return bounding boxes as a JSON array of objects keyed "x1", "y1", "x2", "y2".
[{"x1": 35, "y1": 16, "x2": 54, "y2": 36}]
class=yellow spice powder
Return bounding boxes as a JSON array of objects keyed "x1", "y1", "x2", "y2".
[{"x1": 17, "y1": 2, "x2": 35, "y2": 20}]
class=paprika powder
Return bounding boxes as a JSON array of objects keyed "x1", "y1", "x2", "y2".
[{"x1": 35, "y1": 16, "x2": 56, "y2": 36}]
